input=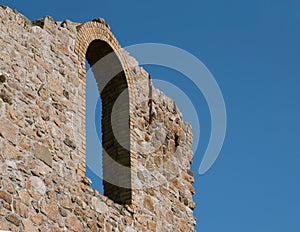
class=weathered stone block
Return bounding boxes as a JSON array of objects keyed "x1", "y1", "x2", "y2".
[
  {"x1": 0, "y1": 74, "x2": 6, "y2": 83},
  {"x1": 40, "y1": 200, "x2": 59, "y2": 222},
  {"x1": 2, "y1": 141, "x2": 24, "y2": 161},
  {"x1": 63, "y1": 136, "x2": 76, "y2": 150},
  {"x1": 91, "y1": 197, "x2": 108, "y2": 214},
  {"x1": 0, "y1": 218, "x2": 9, "y2": 230},
  {"x1": 30, "y1": 176, "x2": 46, "y2": 195},
  {"x1": 0, "y1": 89, "x2": 13, "y2": 104},
  {"x1": 22, "y1": 219, "x2": 39, "y2": 232},
  {"x1": 0, "y1": 119, "x2": 18, "y2": 144},
  {"x1": 34, "y1": 143, "x2": 52, "y2": 167},
  {"x1": 13, "y1": 201, "x2": 29, "y2": 218},
  {"x1": 18, "y1": 190, "x2": 30, "y2": 206},
  {"x1": 65, "y1": 216, "x2": 83, "y2": 232},
  {"x1": 29, "y1": 211, "x2": 43, "y2": 225},
  {"x1": 59, "y1": 196, "x2": 73, "y2": 210},
  {"x1": 143, "y1": 196, "x2": 154, "y2": 213},
  {"x1": 5, "y1": 214, "x2": 20, "y2": 226},
  {"x1": 0, "y1": 190, "x2": 12, "y2": 204}
]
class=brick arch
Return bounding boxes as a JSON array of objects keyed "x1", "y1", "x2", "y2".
[
  {"x1": 75, "y1": 20, "x2": 137, "y2": 204},
  {"x1": 75, "y1": 20, "x2": 136, "y2": 98}
]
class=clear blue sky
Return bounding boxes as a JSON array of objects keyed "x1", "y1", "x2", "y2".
[{"x1": 3, "y1": 1, "x2": 300, "y2": 231}]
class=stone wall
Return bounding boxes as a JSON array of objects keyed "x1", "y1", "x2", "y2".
[{"x1": 0, "y1": 5, "x2": 196, "y2": 232}]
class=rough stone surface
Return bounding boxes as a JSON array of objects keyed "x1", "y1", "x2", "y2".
[
  {"x1": 92, "y1": 196, "x2": 108, "y2": 214},
  {"x1": 6, "y1": 214, "x2": 20, "y2": 226},
  {"x1": 34, "y1": 143, "x2": 53, "y2": 167},
  {"x1": 30, "y1": 176, "x2": 46, "y2": 195},
  {"x1": 0, "y1": 119, "x2": 18, "y2": 144},
  {"x1": 22, "y1": 219, "x2": 39, "y2": 232},
  {"x1": 0, "y1": 191, "x2": 12, "y2": 204},
  {"x1": 40, "y1": 200, "x2": 59, "y2": 222},
  {"x1": 0, "y1": 5, "x2": 196, "y2": 232},
  {"x1": 66, "y1": 216, "x2": 83, "y2": 232}
]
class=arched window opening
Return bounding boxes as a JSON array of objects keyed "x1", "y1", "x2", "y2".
[
  {"x1": 86, "y1": 60, "x2": 104, "y2": 194},
  {"x1": 85, "y1": 40, "x2": 131, "y2": 205}
]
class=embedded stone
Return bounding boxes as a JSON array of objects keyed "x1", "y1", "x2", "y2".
[
  {"x1": 0, "y1": 74, "x2": 6, "y2": 83},
  {"x1": 6, "y1": 214, "x2": 20, "y2": 226},
  {"x1": 63, "y1": 89, "x2": 69, "y2": 99},
  {"x1": 33, "y1": 143, "x2": 52, "y2": 167},
  {"x1": 59, "y1": 196, "x2": 73, "y2": 210},
  {"x1": 30, "y1": 176, "x2": 46, "y2": 195},
  {"x1": 13, "y1": 201, "x2": 29, "y2": 218},
  {"x1": 56, "y1": 45, "x2": 69, "y2": 56},
  {"x1": 66, "y1": 216, "x2": 83, "y2": 232},
  {"x1": 143, "y1": 196, "x2": 154, "y2": 212},
  {"x1": 0, "y1": 218, "x2": 9, "y2": 230},
  {"x1": 59, "y1": 207, "x2": 68, "y2": 217},
  {"x1": 18, "y1": 189, "x2": 30, "y2": 206},
  {"x1": 47, "y1": 74, "x2": 63, "y2": 95},
  {"x1": 0, "y1": 190, "x2": 12, "y2": 204},
  {"x1": 0, "y1": 119, "x2": 18, "y2": 144},
  {"x1": 38, "y1": 86, "x2": 50, "y2": 100},
  {"x1": 91, "y1": 197, "x2": 108, "y2": 214},
  {"x1": 63, "y1": 136, "x2": 76, "y2": 150},
  {"x1": 0, "y1": 89, "x2": 12, "y2": 104},
  {"x1": 39, "y1": 228, "x2": 48, "y2": 232},
  {"x1": 19, "y1": 137, "x2": 32, "y2": 152},
  {"x1": 47, "y1": 191, "x2": 58, "y2": 201},
  {"x1": 3, "y1": 201, "x2": 11, "y2": 211},
  {"x1": 87, "y1": 220, "x2": 98, "y2": 232},
  {"x1": 148, "y1": 221, "x2": 156, "y2": 231},
  {"x1": 52, "y1": 227, "x2": 63, "y2": 232},
  {"x1": 74, "y1": 207, "x2": 84, "y2": 218},
  {"x1": 29, "y1": 211, "x2": 43, "y2": 225},
  {"x1": 40, "y1": 200, "x2": 59, "y2": 222}
]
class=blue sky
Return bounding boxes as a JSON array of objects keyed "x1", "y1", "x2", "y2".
[{"x1": 3, "y1": 0, "x2": 300, "y2": 231}]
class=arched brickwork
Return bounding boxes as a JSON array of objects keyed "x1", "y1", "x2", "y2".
[{"x1": 75, "y1": 20, "x2": 137, "y2": 204}]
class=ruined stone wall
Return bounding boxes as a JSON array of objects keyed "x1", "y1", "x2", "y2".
[{"x1": 0, "y1": 6, "x2": 195, "y2": 232}]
